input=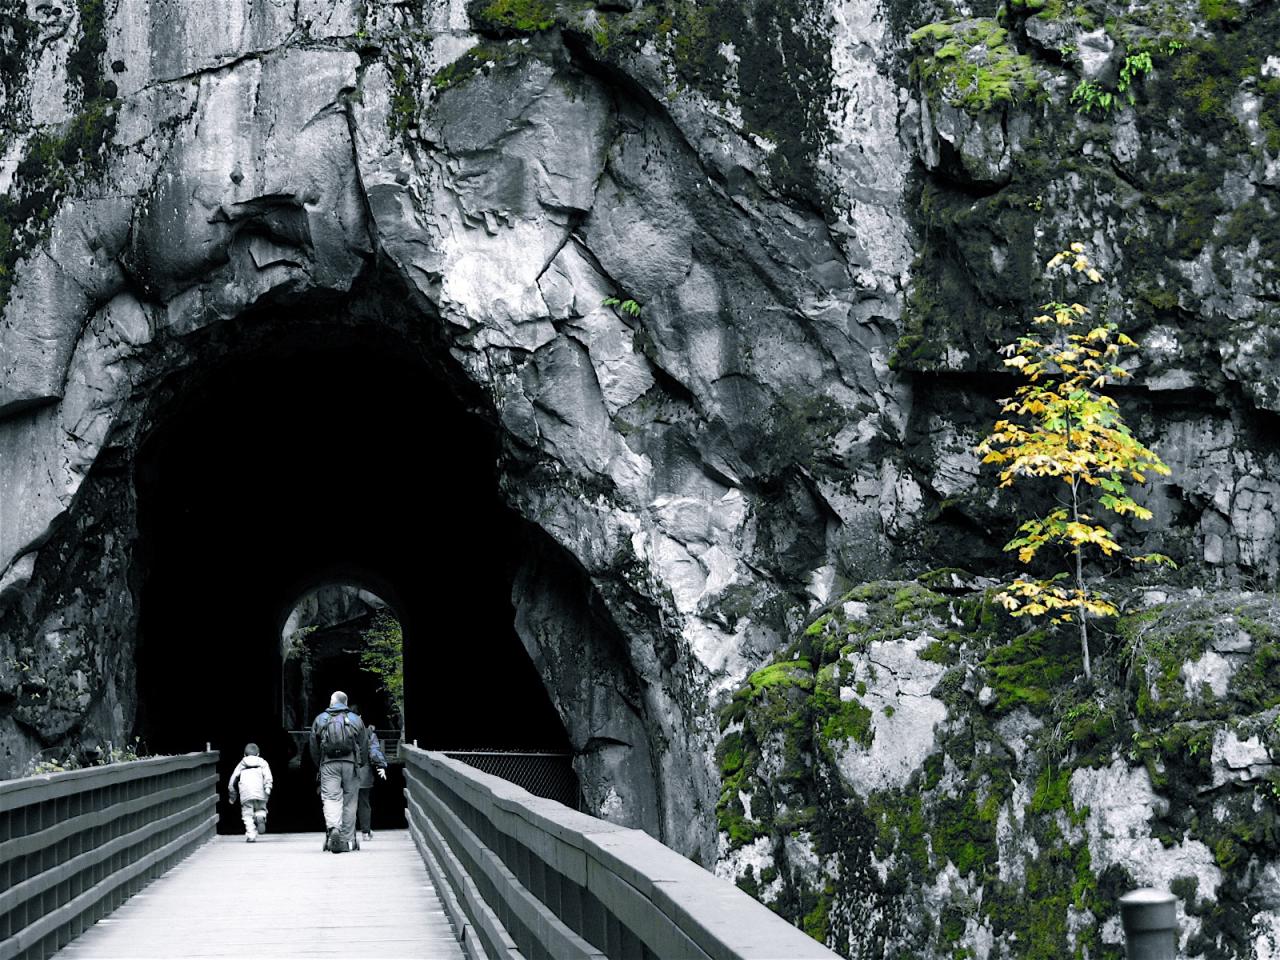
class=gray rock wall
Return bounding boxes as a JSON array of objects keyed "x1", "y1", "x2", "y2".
[
  {"x1": 0, "y1": 0, "x2": 918, "y2": 854},
  {"x1": 1, "y1": 0, "x2": 1278, "y2": 951},
  {"x1": 715, "y1": 581, "x2": 1280, "y2": 959}
]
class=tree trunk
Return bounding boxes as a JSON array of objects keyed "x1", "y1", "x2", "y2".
[
  {"x1": 1070, "y1": 477, "x2": 1092, "y2": 680},
  {"x1": 1077, "y1": 544, "x2": 1091, "y2": 680}
]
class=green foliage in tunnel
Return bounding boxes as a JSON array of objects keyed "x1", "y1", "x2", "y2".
[{"x1": 359, "y1": 611, "x2": 405, "y2": 729}]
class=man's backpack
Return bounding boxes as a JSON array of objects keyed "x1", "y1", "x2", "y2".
[{"x1": 318, "y1": 711, "x2": 359, "y2": 761}]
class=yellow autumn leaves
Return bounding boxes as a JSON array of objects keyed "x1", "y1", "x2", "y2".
[
  {"x1": 975, "y1": 242, "x2": 1175, "y2": 677},
  {"x1": 1046, "y1": 241, "x2": 1103, "y2": 282},
  {"x1": 999, "y1": 577, "x2": 1120, "y2": 621}
]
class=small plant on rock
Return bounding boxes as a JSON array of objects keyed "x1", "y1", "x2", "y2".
[
  {"x1": 599, "y1": 295, "x2": 640, "y2": 317},
  {"x1": 23, "y1": 737, "x2": 150, "y2": 777},
  {"x1": 603, "y1": 295, "x2": 642, "y2": 317},
  {"x1": 1070, "y1": 77, "x2": 1115, "y2": 114},
  {"x1": 1071, "y1": 43, "x2": 1176, "y2": 115},
  {"x1": 26, "y1": 751, "x2": 81, "y2": 776},
  {"x1": 976, "y1": 242, "x2": 1176, "y2": 680},
  {"x1": 103, "y1": 738, "x2": 145, "y2": 764}
]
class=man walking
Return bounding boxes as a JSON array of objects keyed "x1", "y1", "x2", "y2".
[{"x1": 308, "y1": 690, "x2": 369, "y2": 853}]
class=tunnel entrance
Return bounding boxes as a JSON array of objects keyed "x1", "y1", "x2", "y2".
[{"x1": 131, "y1": 319, "x2": 572, "y2": 833}]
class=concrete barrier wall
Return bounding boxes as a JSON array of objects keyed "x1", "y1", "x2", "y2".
[
  {"x1": 0, "y1": 752, "x2": 219, "y2": 960},
  {"x1": 402, "y1": 745, "x2": 840, "y2": 960}
]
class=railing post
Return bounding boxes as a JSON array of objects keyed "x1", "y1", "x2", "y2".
[{"x1": 1120, "y1": 888, "x2": 1178, "y2": 960}]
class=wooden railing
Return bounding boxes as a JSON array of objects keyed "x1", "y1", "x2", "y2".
[
  {"x1": 0, "y1": 751, "x2": 218, "y2": 960},
  {"x1": 402, "y1": 745, "x2": 840, "y2": 960}
]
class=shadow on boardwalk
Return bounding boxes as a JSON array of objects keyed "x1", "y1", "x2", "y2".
[{"x1": 54, "y1": 831, "x2": 462, "y2": 959}]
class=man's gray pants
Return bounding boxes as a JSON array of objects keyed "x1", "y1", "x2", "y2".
[{"x1": 319, "y1": 760, "x2": 360, "y2": 846}]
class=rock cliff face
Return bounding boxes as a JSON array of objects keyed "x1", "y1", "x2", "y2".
[
  {"x1": 1, "y1": 0, "x2": 1277, "y2": 956},
  {"x1": 717, "y1": 580, "x2": 1280, "y2": 958}
]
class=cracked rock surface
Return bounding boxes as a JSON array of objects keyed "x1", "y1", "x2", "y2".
[{"x1": 2, "y1": 0, "x2": 1280, "y2": 954}]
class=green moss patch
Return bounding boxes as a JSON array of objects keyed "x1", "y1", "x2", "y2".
[
  {"x1": 910, "y1": 18, "x2": 1042, "y2": 113},
  {"x1": 819, "y1": 697, "x2": 874, "y2": 747},
  {"x1": 430, "y1": 42, "x2": 522, "y2": 94},
  {"x1": 1199, "y1": 0, "x2": 1243, "y2": 28},
  {"x1": 983, "y1": 628, "x2": 1079, "y2": 713},
  {"x1": 70, "y1": 0, "x2": 113, "y2": 101},
  {"x1": 0, "y1": 8, "x2": 35, "y2": 131},
  {"x1": 470, "y1": 0, "x2": 556, "y2": 34},
  {"x1": 1122, "y1": 595, "x2": 1280, "y2": 724},
  {"x1": 0, "y1": 19, "x2": 118, "y2": 311},
  {"x1": 453, "y1": 0, "x2": 839, "y2": 206},
  {"x1": 747, "y1": 659, "x2": 813, "y2": 695},
  {"x1": 716, "y1": 580, "x2": 1280, "y2": 957}
]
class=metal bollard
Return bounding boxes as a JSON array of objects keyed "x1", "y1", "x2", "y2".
[{"x1": 1120, "y1": 888, "x2": 1178, "y2": 960}]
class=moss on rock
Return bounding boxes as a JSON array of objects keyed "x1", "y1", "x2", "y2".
[
  {"x1": 0, "y1": 4, "x2": 118, "y2": 311},
  {"x1": 716, "y1": 582, "x2": 1280, "y2": 957},
  {"x1": 470, "y1": 0, "x2": 557, "y2": 34},
  {"x1": 461, "y1": 0, "x2": 839, "y2": 206},
  {"x1": 910, "y1": 18, "x2": 1042, "y2": 114}
]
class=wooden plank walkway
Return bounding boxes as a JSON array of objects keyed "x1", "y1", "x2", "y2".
[{"x1": 54, "y1": 831, "x2": 464, "y2": 959}]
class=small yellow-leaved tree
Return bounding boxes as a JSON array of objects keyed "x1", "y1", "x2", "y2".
[{"x1": 976, "y1": 242, "x2": 1175, "y2": 679}]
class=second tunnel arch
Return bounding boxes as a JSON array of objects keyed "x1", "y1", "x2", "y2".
[{"x1": 278, "y1": 580, "x2": 402, "y2": 738}]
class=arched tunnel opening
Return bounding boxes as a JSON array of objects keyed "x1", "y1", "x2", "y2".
[
  {"x1": 278, "y1": 584, "x2": 403, "y2": 736},
  {"x1": 131, "y1": 317, "x2": 573, "y2": 833}
]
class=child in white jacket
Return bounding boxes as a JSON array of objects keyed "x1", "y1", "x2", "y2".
[{"x1": 228, "y1": 743, "x2": 273, "y2": 842}]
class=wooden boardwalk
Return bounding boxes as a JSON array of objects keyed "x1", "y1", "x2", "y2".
[{"x1": 54, "y1": 831, "x2": 464, "y2": 959}]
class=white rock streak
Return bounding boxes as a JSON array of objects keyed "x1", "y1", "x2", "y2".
[
  {"x1": 1071, "y1": 762, "x2": 1221, "y2": 951},
  {"x1": 836, "y1": 632, "x2": 948, "y2": 797}
]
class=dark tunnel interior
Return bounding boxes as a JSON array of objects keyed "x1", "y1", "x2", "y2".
[{"x1": 132, "y1": 323, "x2": 573, "y2": 832}]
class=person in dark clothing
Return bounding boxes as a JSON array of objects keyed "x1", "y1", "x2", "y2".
[
  {"x1": 349, "y1": 705, "x2": 387, "y2": 840},
  {"x1": 308, "y1": 691, "x2": 369, "y2": 853}
]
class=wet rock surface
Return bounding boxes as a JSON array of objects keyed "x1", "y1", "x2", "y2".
[{"x1": 1, "y1": 0, "x2": 1278, "y2": 956}]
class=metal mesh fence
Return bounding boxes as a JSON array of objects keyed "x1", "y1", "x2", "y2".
[{"x1": 442, "y1": 750, "x2": 581, "y2": 810}]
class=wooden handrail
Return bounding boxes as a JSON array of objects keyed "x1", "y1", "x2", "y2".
[
  {"x1": 0, "y1": 773, "x2": 214, "y2": 866},
  {"x1": 0, "y1": 752, "x2": 213, "y2": 807},
  {"x1": 0, "y1": 794, "x2": 215, "y2": 914},
  {"x1": 0, "y1": 751, "x2": 219, "y2": 960},
  {"x1": 0, "y1": 814, "x2": 216, "y2": 960},
  {"x1": 401, "y1": 745, "x2": 842, "y2": 960}
]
